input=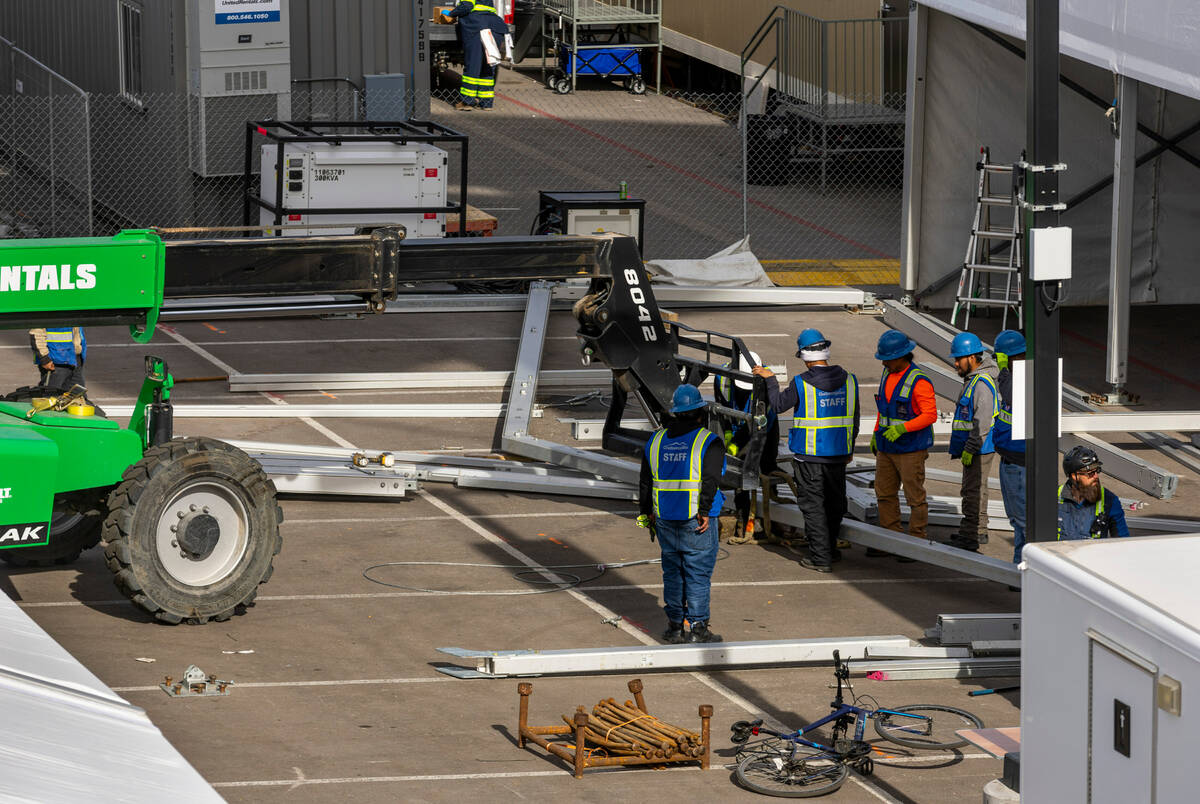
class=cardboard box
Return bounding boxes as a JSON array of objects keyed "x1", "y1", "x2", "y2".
[{"x1": 433, "y1": 5, "x2": 455, "y2": 23}]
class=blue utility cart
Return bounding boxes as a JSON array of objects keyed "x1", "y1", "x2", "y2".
[{"x1": 540, "y1": 0, "x2": 661, "y2": 94}]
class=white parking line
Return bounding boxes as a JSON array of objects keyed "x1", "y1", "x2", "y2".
[
  {"x1": 0, "y1": 333, "x2": 793, "y2": 349},
  {"x1": 14, "y1": 576, "x2": 987, "y2": 608},
  {"x1": 284, "y1": 510, "x2": 638, "y2": 524}
]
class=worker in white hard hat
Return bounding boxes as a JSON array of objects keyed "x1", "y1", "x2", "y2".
[{"x1": 714, "y1": 350, "x2": 778, "y2": 543}]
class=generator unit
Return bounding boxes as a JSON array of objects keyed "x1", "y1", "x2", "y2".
[
  {"x1": 259, "y1": 141, "x2": 449, "y2": 238},
  {"x1": 535, "y1": 190, "x2": 645, "y2": 254}
]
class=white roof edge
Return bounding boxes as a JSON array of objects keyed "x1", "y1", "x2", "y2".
[{"x1": 920, "y1": 0, "x2": 1200, "y2": 103}]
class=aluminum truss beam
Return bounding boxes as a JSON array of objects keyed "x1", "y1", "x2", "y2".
[
  {"x1": 104, "y1": 403, "x2": 538, "y2": 419},
  {"x1": 925, "y1": 613, "x2": 1021, "y2": 645},
  {"x1": 435, "y1": 636, "x2": 915, "y2": 678},
  {"x1": 228, "y1": 369, "x2": 612, "y2": 393},
  {"x1": 852, "y1": 657, "x2": 1020, "y2": 680},
  {"x1": 234, "y1": 443, "x2": 636, "y2": 501}
]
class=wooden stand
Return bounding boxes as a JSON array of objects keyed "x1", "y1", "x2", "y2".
[{"x1": 517, "y1": 678, "x2": 712, "y2": 778}]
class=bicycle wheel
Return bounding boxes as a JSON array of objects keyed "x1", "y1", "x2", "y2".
[
  {"x1": 735, "y1": 750, "x2": 849, "y2": 798},
  {"x1": 874, "y1": 704, "x2": 984, "y2": 750}
]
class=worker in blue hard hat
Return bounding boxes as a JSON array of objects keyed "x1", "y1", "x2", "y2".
[
  {"x1": 714, "y1": 350, "x2": 780, "y2": 545},
  {"x1": 638, "y1": 383, "x2": 726, "y2": 644},
  {"x1": 869, "y1": 329, "x2": 937, "y2": 561},
  {"x1": 992, "y1": 329, "x2": 1028, "y2": 562},
  {"x1": 947, "y1": 331, "x2": 1000, "y2": 552},
  {"x1": 753, "y1": 328, "x2": 859, "y2": 573}
]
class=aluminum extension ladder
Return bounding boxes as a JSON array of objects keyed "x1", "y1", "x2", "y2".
[{"x1": 951, "y1": 147, "x2": 1024, "y2": 331}]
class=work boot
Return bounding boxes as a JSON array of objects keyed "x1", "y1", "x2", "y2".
[
  {"x1": 799, "y1": 557, "x2": 832, "y2": 573},
  {"x1": 453, "y1": 101, "x2": 474, "y2": 111},
  {"x1": 661, "y1": 621, "x2": 686, "y2": 644},
  {"x1": 688, "y1": 621, "x2": 722, "y2": 643},
  {"x1": 948, "y1": 534, "x2": 980, "y2": 552}
]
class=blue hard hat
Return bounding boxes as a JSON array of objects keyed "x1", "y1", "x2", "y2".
[
  {"x1": 670, "y1": 383, "x2": 707, "y2": 414},
  {"x1": 950, "y1": 332, "x2": 985, "y2": 359},
  {"x1": 994, "y1": 329, "x2": 1026, "y2": 356},
  {"x1": 795, "y1": 328, "x2": 830, "y2": 356},
  {"x1": 875, "y1": 329, "x2": 917, "y2": 361}
]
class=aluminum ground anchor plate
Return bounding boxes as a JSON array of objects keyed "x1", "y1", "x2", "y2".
[{"x1": 160, "y1": 664, "x2": 233, "y2": 697}]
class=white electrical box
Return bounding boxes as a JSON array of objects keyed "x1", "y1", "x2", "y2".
[
  {"x1": 1029, "y1": 226, "x2": 1073, "y2": 281},
  {"x1": 1022, "y1": 536, "x2": 1200, "y2": 803},
  {"x1": 259, "y1": 142, "x2": 448, "y2": 237}
]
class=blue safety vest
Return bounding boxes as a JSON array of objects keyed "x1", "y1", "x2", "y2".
[
  {"x1": 38, "y1": 327, "x2": 85, "y2": 366},
  {"x1": 873, "y1": 364, "x2": 933, "y2": 454},
  {"x1": 646, "y1": 427, "x2": 725, "y2": 520},
  {"x1": 949, "y1": 374, "x2": 998, "y2": 457},
  {"x1": 714, "y1": 372, "x2": 777, "y2": 438},
  {"x1": 992, "y1": 368, "x2": 1025, "y2": 455},
  {"x1": 787, "y1": 374, "x2": 857, "y2": 458}
]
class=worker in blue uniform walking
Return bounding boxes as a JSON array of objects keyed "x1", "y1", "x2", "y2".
[
  {"x1": 947, "y1": 332, "x2": 999, "y2": 553},
  {"x1": 992, "y1": 330, "x2": 1027, "y2": 562},
  {"x1": 638, "y1": 384, "x2": 726, "y2": 644},
  {"x1": 754, "y1": 328, "x2": 859, "y2": 573},
  {"x1": 29, "y1": 326, "x2": 87, "y2": 392},
  {"x1": 1057, "y1": 446, "x2": 1130, "y2": 540},
  {"x1": 443, "y1": 1, "x2": 506, "y2": 110}
]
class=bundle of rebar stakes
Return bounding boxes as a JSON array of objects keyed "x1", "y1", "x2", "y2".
[{"x1": 560, "y1": 698, "x2": 704, "y2": 758}]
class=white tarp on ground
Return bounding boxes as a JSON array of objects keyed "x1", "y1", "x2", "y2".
[
  {"x1": 644, "y1": 237, "x2": 775, "y2": 287},
  {"x1": 911, "y1": 6, "x2": 1200, "y2": 307},
  {"x1": 921, "y1": 0, "x2": 1200, "y2": 103},
  {"x1": 0, "y1": 591, "x2": 221, "y2": 803}
]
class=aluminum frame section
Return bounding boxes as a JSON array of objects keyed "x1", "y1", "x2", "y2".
[
  {"x1": 1060, "y1": 432, "x2": 1178, "y2": 499},
  {"x1": 852, "y1": 657, "x2": 1020, "y2": 680},
  {"x1": 436, "y1": 636, "x2": 915, "y2": 678},
  {"x1": 649, "y1": 286, "x2": 869, "y2": 307},
  {"x1": 1060, "y1": 412, "x2": 1200, "y2": 432},
  {"x1": 229, "y1": 369, "x2": 612, "y2": 393},
  {"x1": 768, "y1": 490, "x2": 1021, "y2": 587},
  {"x1": 925, "y1": 613, "x2": 1021, "y2": 646},
  {"x1": 236, "y1": 443, "x2": 636, "y2": 501},
  {"x1": 900, "y1": 2, "x2": 929, "y2": 299},
  {"x1": 1106, "y1": 75, "x2": 1137, "y2": 391},
  {"x1": 104, "y1": 404, "x2": 538, "y2": 419}
]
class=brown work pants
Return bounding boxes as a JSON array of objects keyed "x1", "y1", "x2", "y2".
[
  {"x1": 958, "y1": 451, "x2": 995, "y2": 545},
  {"x1": 875, "y1": 449, "x2": 928, "y2": 540}
]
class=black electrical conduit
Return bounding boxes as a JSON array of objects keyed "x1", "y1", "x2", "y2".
[{"x1": 915, "y1": 21, "x2": 1200, "y2": 300}]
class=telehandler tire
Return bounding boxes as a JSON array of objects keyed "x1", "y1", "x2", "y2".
[
  {"x1": 0, "y1": 491, "x2": 105, "y2": 567},
  {"x1": 102, "y1": 437, "x2": 283, "y2": 624}
]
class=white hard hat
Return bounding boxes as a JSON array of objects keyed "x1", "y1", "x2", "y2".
[{"x1": 735, "y1": 351, "x2": 761, "y2": 390}]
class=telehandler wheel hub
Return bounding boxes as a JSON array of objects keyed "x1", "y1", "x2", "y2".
[
  {"x1": 156, "y1": 480, "x2": 250, "y2": 586},
  {"x1": 176, "y1": 511, "x2": 221, "y2": 561}
]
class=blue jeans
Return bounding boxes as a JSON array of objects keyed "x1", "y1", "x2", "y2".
[
  {"x1": 655, "y1": 517, "x2": 719, "y2": 624},
  {"x1": 999, "y1": 460, "x2": 1027, "y2": 563}
]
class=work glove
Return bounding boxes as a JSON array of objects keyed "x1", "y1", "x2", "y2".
[
  {"x1": 883, "y1": 423, "x2": 907, "y2": 442},
  {"x1": 727, "y1": 442, "x2": 740, "y2": 457},
  {"x1": 869, "y1": 434, "x2": 878, "y2": 455},
  {"x1": 37, "y1": 354, "x2": 53, "y2": 369},
  {"x1": 636, "y1": 513, "x2": 656, "y2": 543},
  {"x1": 996, "y1": 353, "x2": 1009, "y2": 370},
  {"x1": 961, "y1": 451, "x2": 975, "y2": 467}
]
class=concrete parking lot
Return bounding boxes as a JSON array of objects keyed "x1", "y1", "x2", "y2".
[{"x1": 5, "y1": 292, "x2": 1198, "y2": 803}]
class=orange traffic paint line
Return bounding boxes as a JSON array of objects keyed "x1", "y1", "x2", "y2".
[
  {"x1": 320, "y1": 391, "x2": 338, "y2": 399},
  {"x1": 547, "y1": 537, "x2": 568, "y2": 547},
  {"x1": 202, "y1": 322, "x2": 227, "y2": 334}
]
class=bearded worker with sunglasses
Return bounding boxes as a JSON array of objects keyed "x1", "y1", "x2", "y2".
[{"x1": 1056, "y1": 446, "x2": 1131, "y2": 541}]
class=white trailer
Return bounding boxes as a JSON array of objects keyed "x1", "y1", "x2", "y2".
[{"x1": 1022, "y1": 535, "x2": 1200, "y2": 803}]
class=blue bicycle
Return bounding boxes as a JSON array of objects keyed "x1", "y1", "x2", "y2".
[{"x1": 729, "y1": 650, "x2": 984, "y2": 797}]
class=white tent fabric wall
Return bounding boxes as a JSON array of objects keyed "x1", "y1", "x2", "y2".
[
  {"x1": 912, "y1": 8, "x2": 1200, "y2": 307},
  {"x1": 920, "y1": 0, "x2": 1200, "y2": 103}
]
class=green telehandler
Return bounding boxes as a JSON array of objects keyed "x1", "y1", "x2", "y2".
[{"x1": 0, "y1": 226, "x2": 768, "y2": 624}]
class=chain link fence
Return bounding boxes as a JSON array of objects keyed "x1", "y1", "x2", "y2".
[{"x1": 0, "y1": 50, "x2": 902, "y2": 268}]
